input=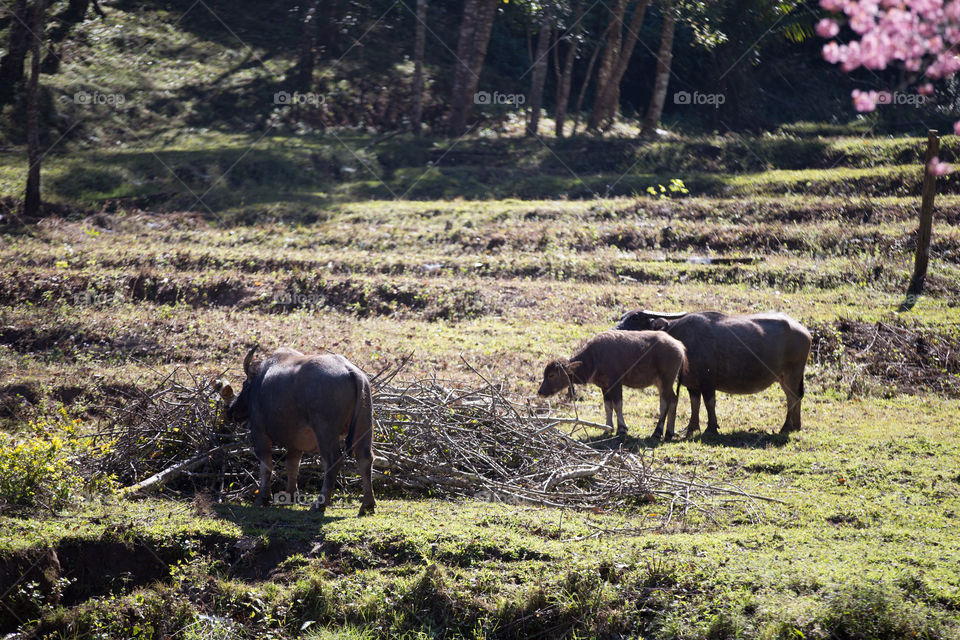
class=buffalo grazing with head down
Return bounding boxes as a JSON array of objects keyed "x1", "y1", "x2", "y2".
[
  {"x1": 538, "y1": 330, "x2": 688, "y2": 440},
  {"x1": 220, "y1": 346, "x2": 376, "y2": 516},
  {"x1": 616, "y1": 310, "x2": 811, "y2": 438}
]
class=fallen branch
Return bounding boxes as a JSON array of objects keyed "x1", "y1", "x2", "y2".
[
  {"x1": 96, "y1": 356, "x2": 781, "y2": 528},
  {"x1": 123, "y1": 443, "x2": 245, "y2": 496}
]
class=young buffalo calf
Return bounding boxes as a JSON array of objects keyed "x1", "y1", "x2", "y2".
[{"x1": 538, "y1": 330, "x2": 687, "y2": 440}]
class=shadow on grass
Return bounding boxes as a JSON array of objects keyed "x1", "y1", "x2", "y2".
[
  {"x1": 582, "y1": 427, "x2": 791, "y2": 450},
  {"x1": 210, "y1": 502, "x2": 351, "y2": 579},
  {"x1": 582, "y1": 430, "x2": 668, "y2": 451},
  {"x1": 692, "y1": 429, "x2": 792, "y2": 449},
  {"x1": 212, "y1": 502, "x2": 346, "y2": 541}
]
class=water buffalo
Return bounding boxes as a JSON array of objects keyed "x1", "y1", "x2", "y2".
[
  {"x1": 616, "y1": 310, "x2": 811, "y2": 437},
  {"x1": 220, "y1": 346, "x2": 376, "y2": 516},
  {"x1": 538, "y1": 330, "x2": 688, "y2": 440}
]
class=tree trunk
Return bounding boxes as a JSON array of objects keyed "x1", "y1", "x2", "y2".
[
  {"x1": 295, "y1": 0, "x2": 320, "y2": 90},
  {"x1": 318, "y1": 0, "x2": 339, "y2": 50},
  {"x1": 23, "y1": 0, "x2": 47, "y2": 219},
  {"x1": 554, "y1": 1, "x2": 583, "y2": 138},
  {"x1": 0, "y1": 0, "x2": 30, "y2": 102},
  {"x1": 411, "y1": 0, "x2": 427, "y2": 135},
  {"x1": 587, "y1": 0, "x2": 628, "y2": 131},
  {"x1": 448, "y1": 0, "x2": 499, "y2": 136},
  {"x1": 640, "y1": 4, "x2": 676, "y2": 136},
  {"x1": 526, "y1": 5, "x2": 553, "y2": 137},
  {"x1": 572, "y1": 26, "x2": 607, "y2": 135},
  {"x1": 900, "y1": 130, "x2": 940, "y2": 311},
  {"x1": 593, "y1": 0, "x2": 649, "y2": 131}
]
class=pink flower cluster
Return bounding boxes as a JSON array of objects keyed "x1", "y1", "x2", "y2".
[
  {"x1": 928, "y1": 157, "x2": 953, "y2": 175},
  {"x1": 820, "y1": 0, "x2": 960, "y2": 173},
  {"x1": 820, "y1": 0, "x2": 960, "y2": 74}
]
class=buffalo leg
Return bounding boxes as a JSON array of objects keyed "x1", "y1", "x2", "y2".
[
  {"x1": 314, "y1": 449, "x2": 342, "y2": 514},
  {"x1": 284, "y1": 449, "x2": 303, "y2": 505},
  {"x1": 703, "y1": 387, "x2": 720, "y2": 434},
  {"x1": 651, "y1": 381, "x2": 668, "y2": 440},
  {"x1": 604, "y1": 385, "x2": 626, "y2": 435},
  {"x1": 685, "y1": 388, "x2": 701, "y2": 438},
  {"x1": 614, "y1": 399, "x2": 627, "y2": 433},
  {"x1": 779, "y1": 367, "x2": 804, "y2": 433},
  {"x1": 603, "y1": 399, "x2": 614, "y2": 429},
  {"x1": 355, "y1": 446, "x2": 376, "y2": 516},
  {"x1": 252, "y1": 433, "x2": 273, "y2": 506},
  {"x1": 663, "y1": 382, "x2": 679, "y2": 441}
]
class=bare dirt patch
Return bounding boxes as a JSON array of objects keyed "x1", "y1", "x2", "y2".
[
  {"x1": 0, "y1": 323, "x2": 169, "y2": 361},
  {"x1": 810, "y1": 319, "x2": 960, "y2": 397}
]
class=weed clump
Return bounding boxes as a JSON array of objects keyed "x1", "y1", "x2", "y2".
[
  {"x1": 0, "y1": 412, "x2": 115, "y2": 513},
  {"x1": 815, "y1": 583, "x2": 950, "y2": 640}
]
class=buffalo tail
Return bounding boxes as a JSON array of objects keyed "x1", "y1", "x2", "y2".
[{"x1": 345, "y1": 369, "x2": 366, "y2": 452}]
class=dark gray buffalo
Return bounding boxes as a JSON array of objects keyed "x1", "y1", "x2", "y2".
[
  {"x1": 616, "y1": 310, "x2": 811, "y2": 437},
  {"x1": 219, "y1": 346, "x2": 376, "y2": 516}
]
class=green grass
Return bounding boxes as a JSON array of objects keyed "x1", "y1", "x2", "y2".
[
  {"x1": 4, "y1": 129, "x2": 960, "y2": 209},
  {"x1": 4, "y1": 391, "x2": 960, "y2": 638},
  {"x1": 3, "y1": 182, "x2": 960, "y2": 637}
]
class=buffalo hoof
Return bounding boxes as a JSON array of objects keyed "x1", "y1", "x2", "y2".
[
  {"x1": 358, "y1": 504, "x2": 375, "y2": 517},
  {"x1": 663, "y1": 432, "x2": 674, "y2": 442},
  {"x1": 616, "y1": 426, "x2": 628, "y2": 438},
  {"x1": 649, "y1": 428, "x2": 663, "y2": 441}
]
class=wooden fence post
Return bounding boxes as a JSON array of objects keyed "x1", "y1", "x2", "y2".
[{"x1": 899, "y1": 129, "x2": 940, "y2": 312}]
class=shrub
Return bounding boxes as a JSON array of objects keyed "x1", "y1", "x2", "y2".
[
  {"x1": 0, "y1": 413, "x2": 114, "y2": 512},
  {"x1": 0, "y1": 432, "x2": 83, "y2": 511}
]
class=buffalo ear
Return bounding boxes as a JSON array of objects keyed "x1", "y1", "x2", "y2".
[
  {"x1": 219, "y1": 383, "x2": 234, "y2": 401},
  {"x1": 650, "y1": 318, "x2": 669, "y2": 331},
  {"x1": 566, "y1": 361, "x2": 583, "y2": 373},
  {"x1": 243, "y1": 345, "x2": 258, "y2": 378}
]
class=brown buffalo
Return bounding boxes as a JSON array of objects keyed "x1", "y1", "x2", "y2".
[
  {"x1": 616, "y1": 310, "x2": 812, "y2": 437},
  {"x1": 220, "y1": 346, "x2": 376, "y2": 516},
  {"x1": 538, "y1": 330, "x2": 687, "y2": 440}
]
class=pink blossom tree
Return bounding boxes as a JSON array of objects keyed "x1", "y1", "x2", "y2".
[{"x1": 817, "y1": 0, "x2": 960, "y2": 174}]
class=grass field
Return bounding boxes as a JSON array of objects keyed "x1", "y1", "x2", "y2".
[
  {"x1": 3, "y1": 9, "x2": 960, "y2": 633},
  {"x1": 4, "y1": 0, "x2": 960, "y2": 636},
  {"x1": 3, "y1": 129, "x2": 960, "y2": 638}
]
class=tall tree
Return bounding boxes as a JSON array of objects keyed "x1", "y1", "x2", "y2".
[
  {"x1": 0, "y1": 0, "x2": 30, "y2": 104},
  {"x1": 640, "y1": 1, "x2": 676, "y2": 136},
  {"x1": 526, "y1": 4, "x2": 553, "y2": 137},
  {"x1": 411, "y1": 0, "x2": 427, "y2": 135},
  {"x1": 554, "y1": 1, "x2": 583, "y2": 137},
  {"x1": 23, "y1": 0, "x2": 48, "y2": 219},
  {"x1": 590, "y1": 0, "x2": 649, "y2": 130},
  {"x1": 447, "y1": 0, "x2": 499, "y2": 136},
  {"x1": 294, "y1": 0, "x2": 321, "y2": 90},
  {"x1": 587, "y1": 0, "x2": 628, "y2": 132},
  {"x1": 572, "y1": 18, "x2": 610, "y2": 135}
]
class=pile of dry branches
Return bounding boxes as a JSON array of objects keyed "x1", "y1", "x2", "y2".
[{"x1": 94, "y1": 358, "x2": 777, "y2": 522}]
